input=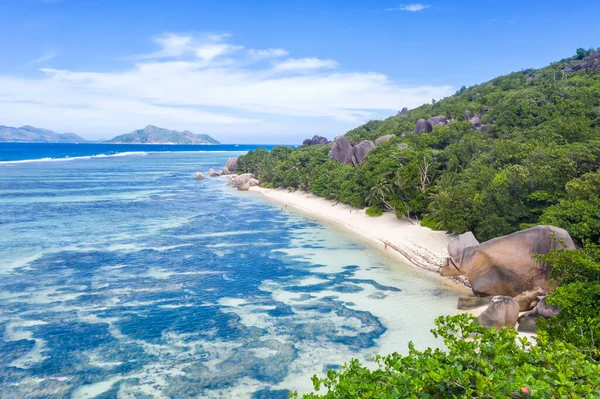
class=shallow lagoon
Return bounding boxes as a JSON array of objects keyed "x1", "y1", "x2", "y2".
[{"x1": 0, "y1": 151, "x2": 458, "y2": 398}]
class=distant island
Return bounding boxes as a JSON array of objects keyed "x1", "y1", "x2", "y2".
[
  {"x1": 0, "y1": 125, "x2": 87, "y2": 143},
  {"x1": 0, "y1": 124, "x2": 220, "y2": 144},
  {"x1": 105, "y1": 125, "x2": 220, "y2": 144}
]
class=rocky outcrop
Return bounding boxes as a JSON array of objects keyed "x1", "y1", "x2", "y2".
[
  {"x1": 225, "y1": 157, "x2": 238, "y2": 173},
  {"x1": 414, "y1": 119, "x2": 433, "y2": 134},
  {"x1": 514, "y1": 286, "x2": 546, "y2": 312},
  {"x1": 413, "y1": 116, "x2": 454, "y2": 134},
  {"x1": 469, "y1": 106, "x2": 491, "y2": 130},
  {"x1": 428, "y1": 115, "x2": 448, "y2": 126},
  {"x1": 441, "y1": 225, "x2": 576, "y2": 297},
  {"x1": 326, "y1": 134, "x2": 391, "y2": 167},
  {"x1": 563, "y1": 51, "x2": 600, "y2": 73},
  {"x1": 352, "y1": 140, "x2": 376, "y2": 166},
  {"x1": 476, "y1": 296, "x2": 520, "y2": 330},
  {"x1": 328, "y1": 136, "x2": 354, "y2": 165},
  {"x1": 457, "y1": 295, "x2": 492, "y2": 310},
  {"x1": 195, "y1": 172, "x2": 205, "y2": 180},
  {"x1": 222, "y1": 167, "x2": 231, "y2": 175},
  {"x1": 302, "y1": 135, "x2": 329, "y2": 146},
  {"x1": 397, "y1": 107, "x2": 409, "y2": 117},
  {"x1": 374, "y1": 134, "x2": 395, "y2": 145},
  {"x1": 208, "y1": 168, "x2": 222, "y2": 177},
  {"x1": 517, "y1": 297, "x2": 560, "y2": 333},
  {"x1": 229, "y1": 173, "x2": 260, "y2": 190},
  {"x1": 238, "y1": 178, "x2": 260, "y2": 191}
]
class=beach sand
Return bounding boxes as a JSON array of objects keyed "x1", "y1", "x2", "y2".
[
  {"x1": 248, "y1": 187, "x2": 471, "y2": 295},
  {"x1": 245, "y1": 186, "x2": 537, "y2": 340}
]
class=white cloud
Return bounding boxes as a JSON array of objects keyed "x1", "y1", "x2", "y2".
[
  {"x1": 132, "y1": 33, "x2": 241, "y2": 60},
  {"x1": 247, "y1": 48, "x2": 289, "y2": 59},
  {"x1": 0, "y1": 33, "x2": 452, "y2": 142},
  {"x1": 30, "y1": 51, "x2": 57, "y2": 64},
  {"x1": 387, "y1": 3, "x2": 430, "y2": 12},
  {"x1": 274, "y1": 58, "x2": 339, "y2": 71},
  {"x1": 195, "y1": 44, "x2": 244, "y2": 61}
]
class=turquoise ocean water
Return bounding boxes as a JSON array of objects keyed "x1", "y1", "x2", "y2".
[{"x1": 0, "y1": 144, "x2": 458, "y2": 398}]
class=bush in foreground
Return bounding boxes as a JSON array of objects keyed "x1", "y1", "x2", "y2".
[
  {"x1": 292, "y1": 314, "x2": 600, "y2": 398},
  {"x1": 365, "y1": 206, "x2": 383, "y2": 217}
]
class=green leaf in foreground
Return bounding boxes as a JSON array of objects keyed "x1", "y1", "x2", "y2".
[{"x1": 291, "y1": 314, "x2": 600, "y2": 398}]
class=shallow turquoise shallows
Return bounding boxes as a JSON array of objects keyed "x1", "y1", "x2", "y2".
[{"x1": 0, "y1": 147, "x2": 458, "y2": 398}]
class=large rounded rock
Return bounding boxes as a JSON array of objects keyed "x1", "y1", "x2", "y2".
[
  {"x1": 470, "y1": 107, "x2": 492, "y2": 130},
  {"x1": 222, "y1": 167, "x2": 231, "y2": 175},
  {"x1": 517, "y1": 297, "x2": 560, "y2": 333},
  {"x1": 303, "y1": 135, "x2": 329, "y2": 146},
  {"x1": 414, "y1": 119, "x2": 433, "y2": 134},
  {"x1": 374, "y1": 134, "x2": 395, "y2": 145},
  {"x1": 225, "y1": 158, "x2": 238, "y2": 173},
  {"x1": 208, "y1": 168, "x2": 221, "y2": 177},
  {"x1": 428, "y1": 115, "x2": 448, "y2": 126},
  {"x1": 195, "y1": 172, "x2": 205, "y2": 180},
  {"x1": 352, "y1": 140, "x2": 375, "y2": 166},
  {"x1": 514, "y1": 286, "x2": 546, "y2": 312},
  {"x1": 457, "y1": 295, "x2": 492, "y2": 310},
  {"x1": 238, "y1": 178, "x2": 260, "y2": 191},
  {"x1": 476, "y1": 296, "x2": 520, "y2": 330},
  {"x1": 441, "y1": 225, "x2": 576, "y2": 297},
  {"x1": 328, "y1": 136, "x2": 354, "y2": 165},
  {"x1": 230, "y1": 173, "x2": 259, "y2": 189}
]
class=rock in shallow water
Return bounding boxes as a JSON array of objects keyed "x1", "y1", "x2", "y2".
[
  {"x1": 208, "y1": 168, "x2": 222, "y2": 177},
  {"x1": 195, "y1": 172, "x2": 205, "y2": 180},
  {"x1": 230, "y1": 173, "x2": 260, "y2": 190},
  {"x1": 225, "y1": 157, "x2": 238, "y2": 173}
]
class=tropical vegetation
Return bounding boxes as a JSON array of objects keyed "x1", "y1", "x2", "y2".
[{"x1": 237, "y1": 48, "x2": 600, "y2": 397}]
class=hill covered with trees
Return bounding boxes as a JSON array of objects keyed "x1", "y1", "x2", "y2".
[
  {"x1": 238, "y1": 48, "x2": 600, "y2": 244},
  {"x1": 107, "y1": 125, "x2": 220, "y2": 144},
  {"x1": 238, "y1": 48, "x2": 600, "y2": 396}
]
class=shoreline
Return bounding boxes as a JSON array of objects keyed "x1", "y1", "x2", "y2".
[{"x1": 247, "y1": 186, "x2": 472, "y2": 295}]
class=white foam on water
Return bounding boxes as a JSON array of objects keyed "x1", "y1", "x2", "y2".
[
  {"x1": 218, "y1": 297, "x2": 248, "y2": 307},
  {"x1": 71, "y1": 376, "x2": 125, "y2": 399},
  {"x1": 8, "y1": 338, "x2": 49, "y2": 369},
  {"x1": 0, "y1": 151, "x2": 149, "y2": 165}
]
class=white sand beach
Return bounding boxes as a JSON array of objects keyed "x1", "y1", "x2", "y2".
[{"x1": 248, "y1": 186, "x2": 471, "y2": 294}]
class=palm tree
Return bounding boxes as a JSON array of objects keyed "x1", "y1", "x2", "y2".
[{"x1": 367, "y1": 177, "x2": 395, "y2": 212}]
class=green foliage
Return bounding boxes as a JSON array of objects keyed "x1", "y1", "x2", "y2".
[
  {"x1": 293, "y1": 314, "x2": 600, "y2": 398},
  {"x1": 537, "y1": 244, "x2": 600, "y2": 361},
  {"x1": 539, "y1": 170, "x2": 600, "y2": 243},
  {"x1": 238, "y1": 48, "x2": 600, "y2": 242},
  {"x1": 236, "y1": 48, "x2": 600, "y2": 398},
  {"x1": 365, "y1": 206, "x2": 383, "y2": 217}
]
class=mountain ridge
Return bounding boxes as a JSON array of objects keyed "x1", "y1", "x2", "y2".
[
  {"x1": 106, "y1": 125, "x2": 220, "y2": 144},
  {"x1": 0, "y1": 125, "x2": 87, "y2": 143}
]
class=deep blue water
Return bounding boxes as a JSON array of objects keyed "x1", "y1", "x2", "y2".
[
  {"x1": 0, "y1": 142, "x2": 281, "y2": 162},
  {"x1": 0, "y1": 147, "x2": 458, "y2": 398}
]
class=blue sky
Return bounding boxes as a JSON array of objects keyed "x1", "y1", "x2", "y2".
[{"x1": 1, "y1": 0, "x2": 599, "y2": 143}]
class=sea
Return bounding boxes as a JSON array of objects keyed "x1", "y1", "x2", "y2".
[{"x1": 0, "y1": 143, "x2": 459, "y2": 398}]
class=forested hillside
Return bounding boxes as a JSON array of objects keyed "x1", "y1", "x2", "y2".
[
  {"x1": 238, "y1": 48, "x2": 600, "y2": 397},
  {"x1": 238, "y1": 48, "x2": 600, "y2": 244}
]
